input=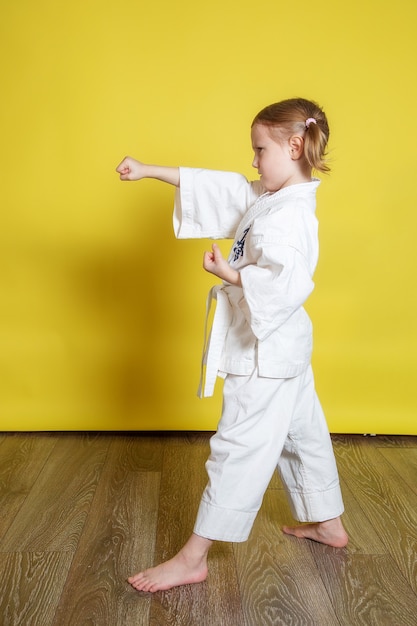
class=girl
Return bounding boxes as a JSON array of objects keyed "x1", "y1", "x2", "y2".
[{"x1": 116, "y1": 97, "x2": 348, "y2": 593}]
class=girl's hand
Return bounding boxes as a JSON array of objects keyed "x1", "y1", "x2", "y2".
[
  {"x1": 203, "y1": 244, "x2": 241, "y2": 286},
  {"x1": 116, "y1": 157, "x2": 180, "y2": 186},
  {"x1": 116, "y1": 156, "x2": 147, "y2": 181}
]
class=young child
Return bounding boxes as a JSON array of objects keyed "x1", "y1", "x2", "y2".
[{"x1": 116, "y1": 97, "x2": 348, "y2": 593}]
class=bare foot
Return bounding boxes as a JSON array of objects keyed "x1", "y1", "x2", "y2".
[
  {"x1": 128, "y1": 533, "x2": 212, "y2": 593},
  {"x1": 282, "y1": 516, "x2": 348, "y2": 548}
]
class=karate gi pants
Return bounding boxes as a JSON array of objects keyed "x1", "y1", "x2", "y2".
[{"x1": 194, "y1": 365, "x2": 344, "y2": 542}]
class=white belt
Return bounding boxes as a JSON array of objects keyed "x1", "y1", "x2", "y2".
[{"x1": 198, "y1": 284, "x2": 232, "y2": 398}]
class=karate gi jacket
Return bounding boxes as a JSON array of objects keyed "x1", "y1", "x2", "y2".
[{"x1": 173, "y1": 168, "x2": 321, "y2": 397}]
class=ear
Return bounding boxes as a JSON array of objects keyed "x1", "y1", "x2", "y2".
[{"x1": 288, "y1": 135, "x2": 304, "y2": 160}]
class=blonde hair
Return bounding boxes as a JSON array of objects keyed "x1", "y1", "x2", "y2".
[{"x1": 252, "y1": 97, "x2": 330, "y2": 173}]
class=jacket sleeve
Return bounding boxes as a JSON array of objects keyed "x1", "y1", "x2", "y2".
[
  {"x1": 173, "y1": 167, "x2": 263, "y2": 239},
  {"x1": 240, "y1": 240, "x2": 315, "y2": 342}
]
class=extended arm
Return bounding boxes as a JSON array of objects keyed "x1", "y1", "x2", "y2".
[{"x1": 116, "y1": 156, "x2": 180, "y2": 186}]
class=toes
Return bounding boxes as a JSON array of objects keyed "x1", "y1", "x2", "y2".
[{"x1": 128, "y1": 573, "x2": 148, "y2": 591}]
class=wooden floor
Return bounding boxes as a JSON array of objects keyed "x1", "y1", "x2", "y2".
[{"x1": 0, "y1": 431, "x2": 416, "y2": 625}]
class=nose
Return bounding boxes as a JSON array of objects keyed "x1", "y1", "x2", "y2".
[{"x1": 252, "y1": 154, "x2": 258, "y2": 169}]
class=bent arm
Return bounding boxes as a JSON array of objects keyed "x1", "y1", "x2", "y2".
[
  {"x1": 116, "y1": 156, "x2": 180, "y2": 186},
  {"x1": 203, "y1": 243, "x2": 242, "y2": 286}
]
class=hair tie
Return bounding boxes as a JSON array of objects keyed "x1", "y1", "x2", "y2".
[{"x1": 305, "y1": 117, "x2": 317, "y2": 129}]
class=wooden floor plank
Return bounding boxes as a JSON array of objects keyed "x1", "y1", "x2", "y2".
[
  {"x1": 369, "y1": 435, "x2": 417, "y2": 448},
  {"x1": 53, "y1": 437, "x2": 161, "y2": 626},
  {"x1": 234, "y1": 490, "x2": 339, "y2": 626},
  {"x1": 378, "y1": 447, "x2": 417, "y2": 496},
  {"x1": 148, "y1": 438, "x2": 245, "y2": 626},
  {"x1": 153, "y1": 439, "x2": 209, "y2": 559},
  {"x1": 0, "y1": 551, "x2": 73, "y2": 626},
  {"x1": 333, "y1": 437, "x2": 417, "y2": 594},
  {"x1": 107, "y1": 431, "x2": 165, "y2": 472},
  {"x1": 148, "y1": 440, "x2": 210, "y2": 626},
  {"x1": 0, "y1": 434, "x2": 110, "y2": 552},
  {"x1": 335, "y1": 478, "x2": 387, "y2": 555},
  {"x1": 158, "y1": 431, "x2": 213, "y2": 447},
  {"x1": 0, "y1": 433, "x2": 57, "y2": 538},
  {"x1": 312, "y1": 549, "x2": 417, "y2": 626},
  {"x1": 205, "y1": 541, "x2": 246, "y2": 626},
  {"x1": 332, "y1": 434, "x2": 417, "y2": 448}
]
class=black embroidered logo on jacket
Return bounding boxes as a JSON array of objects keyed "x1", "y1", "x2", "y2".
[{"x1": 232, "y1": 226, "x2": 251, "y2": 262}]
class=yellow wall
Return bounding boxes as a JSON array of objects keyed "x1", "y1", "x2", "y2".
[{"x1": 1, "y1": 0, "x2": 416, "y2": 433}]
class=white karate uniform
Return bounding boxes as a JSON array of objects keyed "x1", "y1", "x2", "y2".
[{"x1": 174, "y1": 168, "x2": 344, "y2": 542}]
